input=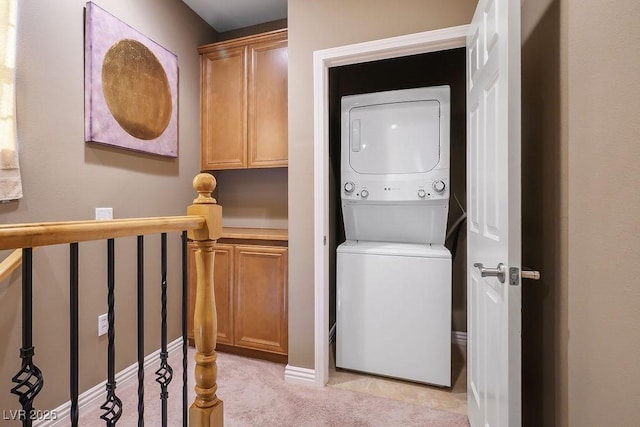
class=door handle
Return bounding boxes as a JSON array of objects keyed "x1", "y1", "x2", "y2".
[{"x1": 473, "y1": 262, "x2": 506, "y2": 283}]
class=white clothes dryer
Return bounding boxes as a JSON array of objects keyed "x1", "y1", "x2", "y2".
[{"x1": 340, "y1": 86, "x2": 451, "y2": 244}]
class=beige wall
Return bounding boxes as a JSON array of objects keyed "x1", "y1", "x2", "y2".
[
  {"x1": 287, "y1": 0, "x2": 477, "y2": 368},
  {"x1": 215, "y1": 168, "x2": 288, "y2": 229},
  {"x1": 565, "y1": 0, "x2": 640, "y2": 425},
  {"x1": 0, "y1": 0, "x2": 215, "y2": 412},
  {"x1": 523, "y1": 0, "x2": 640, "y2": 425}
]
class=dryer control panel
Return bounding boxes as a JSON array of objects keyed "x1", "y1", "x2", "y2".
[{"x1": 341, "y1": 172, "x2": 449, "y2": 203}]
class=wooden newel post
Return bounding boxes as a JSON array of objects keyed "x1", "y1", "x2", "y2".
[{"x1": 187, "y1": 173, "x2": 223, "y2": 427}]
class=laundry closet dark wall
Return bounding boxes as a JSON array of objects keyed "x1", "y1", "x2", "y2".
[{"x1": 327, "y1": 47, "x2": 467, "y2": 333}]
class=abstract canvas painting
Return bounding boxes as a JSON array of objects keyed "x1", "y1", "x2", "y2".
[{"x1": 84, "y1": 2, "x2": 178, "y2": 157}]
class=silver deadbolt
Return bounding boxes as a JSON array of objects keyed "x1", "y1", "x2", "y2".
[
  {"x1": 473, "y1": 262, "x2": 506, "y2": 283},
  {"x1": 521, "y1": 268, "x2": 541, "y2": 280}
]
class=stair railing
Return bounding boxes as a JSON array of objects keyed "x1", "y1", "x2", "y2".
[{"x1": 0, "y1": 173, "x2": 223, "y2": 427}]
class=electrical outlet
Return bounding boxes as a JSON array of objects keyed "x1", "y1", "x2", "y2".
[
  {"x1": 95, "y1": 208, "x2": 113, "y2": 220},
  {"x1": 98, "y1": 313, "x2": 108, "y2": 336}
]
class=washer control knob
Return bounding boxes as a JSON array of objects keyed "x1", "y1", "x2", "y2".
[
  {"x1": 432, "y1": 180, "x2": 446, "y2": 193},
  {"x1": 418, "y1": 189, "x2": 426, "y2": 198},
  {"x1": 360, "y1": 189, "x2": 369, "y2": 198},
  {"x1": 344, "y1": 181, "x2": 355, "y2": 194}
]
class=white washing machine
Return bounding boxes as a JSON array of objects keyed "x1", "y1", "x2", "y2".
[
  {"x1": 336, "y1": 86, "x2": 452, "y2": 386},
  {"x1": 336, "y1": 241, "x2": 451, "y2": 386}
]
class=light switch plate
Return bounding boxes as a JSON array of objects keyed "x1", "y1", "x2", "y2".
[
  {"x1": 98, "y1": 313, "x2": 108, "y2": 336},
  {"x1": 95, "y1": 207, "x2": 113, "y2": 220}
]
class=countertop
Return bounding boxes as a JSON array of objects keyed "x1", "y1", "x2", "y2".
[{"x1": 220, "y1": 227, "x2": 288, "y2": 241}]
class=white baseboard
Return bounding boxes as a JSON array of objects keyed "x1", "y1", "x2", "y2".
[
  {"x1": 284, "y1": 364, "x2": 316, "y2": 386},
  {"x1": 37, "y1": 337, "x2": 184, "y2": 427},
  {"x1": 451, "y1": 330, "x2": 467, "y2": 346}
]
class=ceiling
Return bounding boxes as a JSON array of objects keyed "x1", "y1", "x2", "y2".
[{"x1": 182, "y1": 0, "x2": 287, "y2": 33}]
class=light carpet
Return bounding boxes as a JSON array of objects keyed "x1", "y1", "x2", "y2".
[
  {"x1": 80, "y1": 348, "x2": 469, "y2": 426},
  {"x1": 219, "y1": 352, "x2": 469, "y2": 427}
]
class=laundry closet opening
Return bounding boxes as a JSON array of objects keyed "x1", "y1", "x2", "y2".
[{"x1": 326, "y1": 47, "x2": 467, "y2": 375}]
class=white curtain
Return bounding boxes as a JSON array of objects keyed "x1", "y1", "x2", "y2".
[{"x1": 0, "y1": 0, "x2": 21, "y2": 202}]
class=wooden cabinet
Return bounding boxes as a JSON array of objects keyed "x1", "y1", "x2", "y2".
[
  {"x1": 199, "y1": 29, "x2": 288, "y2": 170},
  {"x1": 234, "y1": 245, "x2": 288, "y2": 354},
  {"x1": 188, "y1": 242, "x2": 234, "y2": 347},
  {"x1": 187, "y1": 228, "x2": 288, "y2": 362}
]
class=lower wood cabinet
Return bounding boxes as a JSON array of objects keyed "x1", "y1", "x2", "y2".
[
  {"x1": 188, "y1": 243, "x2": 234, "y2": 347},
  {"x1": 234, "y1": 245, "x2": 288, "y2": 354},
  {"x1": 188, "y1": 237, "x2": 288, "y2": 362}
]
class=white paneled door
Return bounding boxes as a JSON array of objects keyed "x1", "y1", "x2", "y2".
[{"x1": 466, "y1": 0, "x2": 521, "y2": 426}]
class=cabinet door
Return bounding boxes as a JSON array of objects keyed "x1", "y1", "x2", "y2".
[
  {"x1": 188, "y1": 242, "x2": 234, "y2": 346},
  {"x1": 234, "y1": 245, "x2": 288, "y2": 354},
  {"x1": 201, "y1": 46, "x2": 248, "y2": 170},
  {"x1": 211, "y1": 243, "x2": 234, "y2": 345},
  {"x1": 247, "y1": 36, "x2": 288, "y2": 168}
]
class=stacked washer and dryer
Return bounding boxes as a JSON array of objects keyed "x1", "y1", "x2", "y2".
[{"x1": 336, "y1": 86, "x2": 452, "y2": 387}]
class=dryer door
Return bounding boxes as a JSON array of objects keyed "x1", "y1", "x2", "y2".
[{"x1": 348, "y1": 100, "x2": 441, "y2": 175}]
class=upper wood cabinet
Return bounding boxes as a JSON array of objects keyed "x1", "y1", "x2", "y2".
[{"x1": 199, "y1": 29, "x2": 288, "y2": 170}]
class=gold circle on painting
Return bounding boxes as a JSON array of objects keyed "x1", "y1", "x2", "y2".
[{"x1": 102, "y1": 39, "x2": 172, "y2": 140}]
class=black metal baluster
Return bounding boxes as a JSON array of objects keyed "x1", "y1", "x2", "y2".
[
  {"x1": 137, "y1": 236, "x2": 145, "y2": 427},
  {"x1": 100, "y1": 239, "x2": 122, "y2": 426},
  {"x1": 181, "y1": 231, "x2": 188, "y2": 427},
  {"x1": 70, "y1": 243, "x2": 79, "y2": 427},
  {"x1": 11, "y1": 247, "x2": 44, "y2": 427},
  {"x1": 155, "y1": 233, "x2": 173, "y2": 427}
]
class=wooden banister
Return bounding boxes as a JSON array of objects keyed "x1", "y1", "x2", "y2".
[
  {"x1": 1, "y1": 172, "x2": 224, "y2": 426},
  {"x1": 0, "y1": 248, "x2": 23, "y2": 282},
  {"x1": 187, "y1": 173, "x2": 224, "y2": 426},
  {"x1": 0, "y1": 216, "x2": 205, "y2": 250},
  {"x1": 0, "y1": 248, "x2": 41, "y2": 283}
]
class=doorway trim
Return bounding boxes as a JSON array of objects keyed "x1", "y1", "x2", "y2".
[{"x1": 311, "y1": 24, "x2": 469, "y2": 386}]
